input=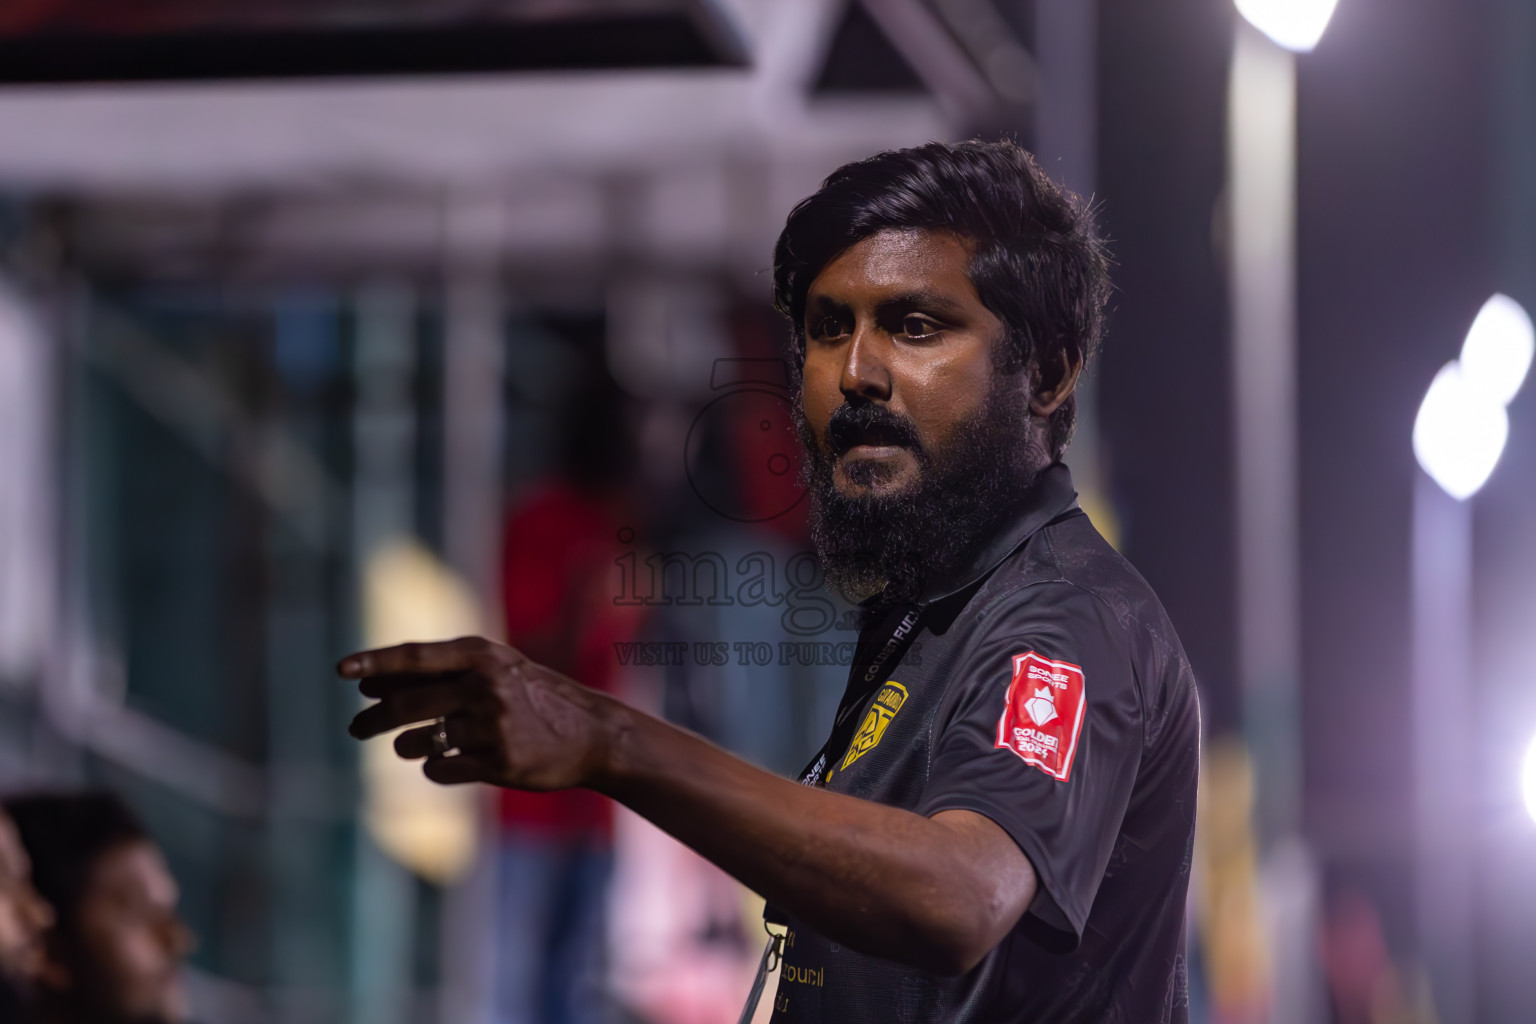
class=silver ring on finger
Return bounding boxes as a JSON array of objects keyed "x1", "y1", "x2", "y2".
[{"x1": 429, "y1": 717, "x2": 452, "y2": 757}]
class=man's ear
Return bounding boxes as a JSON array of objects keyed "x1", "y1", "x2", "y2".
[{"x1": 1029, "y1": 349, "x2": 1083, "y2": 418}]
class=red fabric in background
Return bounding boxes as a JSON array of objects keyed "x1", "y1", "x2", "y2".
[{"x1": 498, "y1": 480, "x2": 631, "y2": 841}]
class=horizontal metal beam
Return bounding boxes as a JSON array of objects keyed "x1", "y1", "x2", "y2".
[{"x1": 0, "y1": 1, "x2": 750, "y2": 84}]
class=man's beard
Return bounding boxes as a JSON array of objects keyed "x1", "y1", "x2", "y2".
[{"x1": 799, "y1": 373, "x2": 1048, "y2": 608}]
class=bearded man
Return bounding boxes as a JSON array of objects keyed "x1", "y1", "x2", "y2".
[
  {"x1": 5, "y1": 793, "x2": 195, "y2": 1024},
  {"x1": 346, "y1": 140, "x2": 1200, "y2": 1023}
]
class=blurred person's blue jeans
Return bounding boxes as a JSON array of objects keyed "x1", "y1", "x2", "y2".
[{"x1": 496, "y1": 835, "x2": 613, "y2": 1024}]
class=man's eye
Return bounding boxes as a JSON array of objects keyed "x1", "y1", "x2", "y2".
[
  {"x1": 812, "y1": 317, "x2": 847, "y2": 340},
  {"x1": 901, "y1": 315, "x2": 943, "y2": 339}
]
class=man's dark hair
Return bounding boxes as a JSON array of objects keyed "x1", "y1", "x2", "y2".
[
  {"x1": 772, "y1": 139, "x2": 1111, "y2": 460},
  {"x1": 3, "y1": 792, "x2": 148, "y2": 930}
]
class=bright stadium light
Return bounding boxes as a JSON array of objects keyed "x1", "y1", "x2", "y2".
[
  {"x1": 1523, "y1": 732, "x2": 1536, "y2": 825},
  {"x1": 1413, "y1": 362, "x2": 1510, "y2": 500},
  {"x1": 1234, "y1": 0, "x2": 1339, "y2": 52},
  {"x1": 1459, "y1": 293, "x2": 1535, "y2": 406},
  {"x1": 1409, "y1": 293, "x2": 1531, "y2": 1019}
]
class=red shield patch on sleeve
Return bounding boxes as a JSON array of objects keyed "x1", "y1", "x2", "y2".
[{"x1": 995, "y1": 652, "x2": 1087, "y2": 781}]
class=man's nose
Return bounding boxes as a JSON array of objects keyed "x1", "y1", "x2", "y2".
[
  {"x1": 838, "y1": 326, "x2": 892, "y2": 403},
  {"x1": 160, "y1": 915, "x2": 196, "y2": 959}
]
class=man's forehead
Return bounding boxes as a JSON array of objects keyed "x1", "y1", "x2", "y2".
[
  {"x1": 807, "y1": 228, "x2": 979, "y2": 303},
  {"x1": 95, "y1": 840, "x2": 179, "y2": 906}
]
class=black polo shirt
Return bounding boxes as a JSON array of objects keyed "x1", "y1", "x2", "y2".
[{"x1": 770, "y1": 463, "x2": 1200, "y2": 1023}]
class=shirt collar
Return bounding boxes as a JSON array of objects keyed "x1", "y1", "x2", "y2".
[{"x1": 917, "y1": 461, "x2": 1080, "y2": 605}]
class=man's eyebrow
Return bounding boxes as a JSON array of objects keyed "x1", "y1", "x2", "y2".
[
  {"x1": 804, "y1": 292, "x2": 846, "y2": 310},
  {"x1": 803, "y1": 287, "x2": 972, "y2": 321},
  {"x1": 877, "y1": 290, "x2": 970, "y2": 318}
]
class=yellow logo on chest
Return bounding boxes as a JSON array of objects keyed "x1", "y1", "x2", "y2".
[{"x1": 839, "y1": 682, "x2": 908, "y2": 771}]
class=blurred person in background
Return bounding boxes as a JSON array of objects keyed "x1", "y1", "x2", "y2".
[
  {"x1": 494, "y1": 369, "x2": 640, "y2": 1024},
  {"x1": 1321, "y1": 891, "x2": 1437, "y2": 1024},
  {"x1": 347, "y1": 140, "x2": 1199, "y2": 1022},
  {"x1": 0, "y1": 808, "x2": 52, "y2": 1021},
  {"x1": 4, "y1": 793, "x2": 194, "y2": 1024}
]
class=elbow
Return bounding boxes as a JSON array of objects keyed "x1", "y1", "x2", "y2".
[
  {"x1": 922, "y1": 942, "x2": 990, "y2": 979},
  {"x1": 842, "y1": 834, "x2": 1035, "y2": 976},
  {"x1": 905, "y1": 907, "x2": 1012, "y2": 977}
]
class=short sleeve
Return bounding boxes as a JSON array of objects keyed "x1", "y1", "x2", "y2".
[{"x1": 916, "y1": 581, "x2": 1142, "y2": 952}]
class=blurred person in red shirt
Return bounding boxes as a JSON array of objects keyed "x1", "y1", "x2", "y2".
[
  {"x1": 4, "y1": 793, "x2": 195, "y2": 1024},
  {"x1": 494, "y1": 373, "x2": 639, "y2": 1024}
]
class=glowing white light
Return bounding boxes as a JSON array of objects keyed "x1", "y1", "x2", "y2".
[
  {"x1": 1459, "y1": 293, "x2": 1534, "y2": 406},
  {"x1": 1234, "y1": 0, "x2": 1340, "y2": 52},
  {"x1": 1523, "y1": 732, "x2": 1536, "y2": 825},
  {"x1": 1413, "y1": 362, "x2": 1510, "y2": 500}
]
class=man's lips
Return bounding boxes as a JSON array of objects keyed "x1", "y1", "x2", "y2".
[
  {"x1": 830, "y1": 425, "x2": 915, "y2": 457},
  {"x1": 825, "y1": 403, "x2": 920, "y2": 457}
]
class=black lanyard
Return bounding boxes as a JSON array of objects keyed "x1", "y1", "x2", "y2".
[
  {"x1": 795, "y1": 602, "x2": 926, "y2": 788},
  {"x1": 760, "y1": 602, "x2": 925, "y2": 934}
]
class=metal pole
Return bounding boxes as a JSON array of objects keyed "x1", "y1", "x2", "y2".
[
  {"x1": 437, "y1": 191, "x2": 507, "y2": 1024},
  {"x1": 442, "y1": 191, "x2": 508, "y2": 610},
  {"x1": 1034, "y1": 0, "x2": 1110, "y2": 531},
  {"x1": 1228, "y1": 21, "x2": 1322, "y2": 1024},
  {"x1": 1410, "y1": 471, "x2": 1475, "y2": 1024},
  {"x1": 349, "y1": 282, "x2": 418, "y2": 1024},
  {"x1": 1229, "y1": 20, "x2": 1302, "y2": 844}
]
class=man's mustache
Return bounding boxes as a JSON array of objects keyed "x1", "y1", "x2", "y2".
[{"x1": 826, "y1": 401, "x2": 922, "y2": 456}]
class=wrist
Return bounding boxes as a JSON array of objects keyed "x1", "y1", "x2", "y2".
[{"x1": 587, "y1": 693, "x2": 641, "y2": 794}]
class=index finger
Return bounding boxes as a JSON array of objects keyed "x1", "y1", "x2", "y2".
[{"x1": 337, "y1": 637, "x2": 494, "y2": 679}]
